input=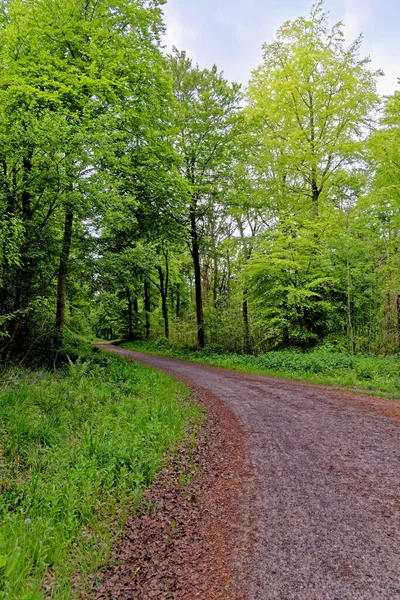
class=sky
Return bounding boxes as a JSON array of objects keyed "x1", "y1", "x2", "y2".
[{"x1": 162, "y1": 0, "x2": 400, "y2": 96}]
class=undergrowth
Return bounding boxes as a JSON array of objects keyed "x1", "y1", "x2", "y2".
[
  {"x1": 123, "y1": 339, "x2": 400, "y2": 399},
  {"x1": 0, "y1": 343, "x2": 202, "y2": 599}
]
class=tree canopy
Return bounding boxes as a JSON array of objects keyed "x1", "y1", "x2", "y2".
[{"x1": 0, "y1": 0, "x2": 399, "y2": 362}]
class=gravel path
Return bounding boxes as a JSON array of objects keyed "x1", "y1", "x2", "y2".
[{"x1": 98, "y1": 344, "x2": 400, "y2": 600}]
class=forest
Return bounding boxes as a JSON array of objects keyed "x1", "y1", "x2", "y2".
[
  {"x1": 0, "y1": 0, "x2": 400, "y2": 597},
  {"x1": 0, "y1": 0, "x2": 398, "y2": 362}
]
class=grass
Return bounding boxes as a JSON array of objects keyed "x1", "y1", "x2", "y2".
[
  {"x1": 122, "y1": 339, "x2": 400, "y2": 400},
  {"x1": 0, "y1": 345, "x2": 202, "y2": 599}
]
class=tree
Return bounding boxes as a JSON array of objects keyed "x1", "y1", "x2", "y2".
[
  {"x1": 358, "y1": 90, "x2": 400, "y2": 352},
  {"x1": 0, "y1": 0, "x2": 169, "y2": 356},
  {"x1": 239, "y1": 2, "x2": 382, "y2": 351},
  {"x1": 247, "y1": 1, "x2": 380, "y2": 218},
  {"x1": 169, "y1": 49, "x2": 241, "y2": 347}
]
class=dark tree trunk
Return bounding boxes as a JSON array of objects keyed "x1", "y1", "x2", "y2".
[
  {"x1": 312, "y1": 177, "x2": 320, "y2": 218},
  {"x1": 190, "y1": 202, "x2": 205, "y2": 348},
  {"x1": 176, "y1": 283, "x2": 181, "y2": 318},
  {"x1": 243, "y1": 289, "x2": 251, "y2": 353},
  {"x1": 55, "y1": 204, "x2": 74, "y2": 347},
  {"x1": 158, "y1": 253, "x2": 169, "y2": 339},
  {"x1": 226, "y1": 248, "x2": 231, "y2": 307},
  {"x1": 213, "y1": 257, "x2": 218, "y2": 309},
  {"x1": 22, "y1": 152, "x2": 33, "y2": 220},
  {"x1": 144, "y1": 279, "x2": 151, "y2": 340},
  {"x1": 309, "y1": 93, "x2": 319, "y2": 219},
  {"x1": 237, "y1": 221, "x2": 253, "y2": 354},
  {"x1": 126, "y1": 288, "x2": 133, "y2": 340}
]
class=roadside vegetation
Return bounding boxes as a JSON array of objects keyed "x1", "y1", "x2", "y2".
[
  {"x1": 0, "y1": 341, "x2": 202, "y2": 599},
  {"x1": 123, "y1": 340, "x2": 400, "y2": 400}
]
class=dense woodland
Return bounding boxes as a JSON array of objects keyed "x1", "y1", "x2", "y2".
[{"x1": 0, "y1": 0, "x2": 399, "y2": 362}]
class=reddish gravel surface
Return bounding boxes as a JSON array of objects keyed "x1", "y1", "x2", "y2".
[{"x1": 96, "y1": 344, "x2": 400, "y2": 600}]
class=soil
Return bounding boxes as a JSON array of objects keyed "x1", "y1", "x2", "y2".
[
  {"x1": 89, "y1": 348, "x2": 252, "y2": 600},
  {"x1": 93, "y1": 344, "x2": 400, "y2": 600}
]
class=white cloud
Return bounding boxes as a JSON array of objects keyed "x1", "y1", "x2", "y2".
[
  {"x1": 161, "y1": 0, "x2": 399, "y2": 96},
  {"x1": 162, "y1": 3, "x2": 198, "y2": 56},
  {"x1": 342, "y1": 0, "x2": 372, "y2": 42}
]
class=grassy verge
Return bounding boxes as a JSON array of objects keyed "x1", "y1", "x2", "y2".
[
  {"x1": 0, "y1": 345, "x2": 202, "y2": 599},
  {"x1": 122, "y1": 340, "x2": 400, "y2": 400}
]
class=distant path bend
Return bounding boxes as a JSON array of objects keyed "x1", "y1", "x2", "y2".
[{"x1": 98, "y1": 343, "x2": 400, "y2": 600}]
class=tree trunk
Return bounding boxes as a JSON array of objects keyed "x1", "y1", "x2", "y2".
[
  {"x1": 22, "y1": 152, "x2": 33, "y2": 220},
  {"x1": 226, "y1": 247, "x2": 231, "y2": 307},
  {"x1": 345, "y1": 213, "x2": 355, "y2": 355},
  {"x1": 158, "y1": 253, "x2": 169, "y2": 339},
  {"x1": 144, "y1": 279, "x2": 151, "y2": 340},
  {"x1": 126, "y1": 288, "x2": 133, "y2": 340},
  {"x1": 55, "y1": 204, "x2": 74, "y2": 346},
  {"x1": 243, "y1": 290, "x2": 251, "y2": 353},
  {"x1": 190, "y1": 202, "x2": 205, "y2": 348},
  {"x1": 312, "y1": 177, "x2": 320, "y2": 218},
  {"x1": 237, "y1": 221, "x2": 253, "y2": 354},
  {"x1": 309, "y1": 93, "x2": 319, "y2": 219},
  {"x1": 213, "y1": 257, "x2": 218, "y2": 309},
  {"x1": 176, "y1": 283, "x2": 181, "y2": 318}
]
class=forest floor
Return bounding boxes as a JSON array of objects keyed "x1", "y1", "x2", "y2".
[{"x1": 96, "y1": 343, "x2": 400, "y2": 600}]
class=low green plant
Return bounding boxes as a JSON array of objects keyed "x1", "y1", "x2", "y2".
[
  {"x1": 0, "y1": 346, "x2": 202, "y2": 598},
  {"x1": 123, "y1": 340, "x2": 400, "y2": 399}
]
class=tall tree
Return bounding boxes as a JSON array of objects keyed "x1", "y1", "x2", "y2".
[
  {"x1": 247, "y1": 1, "x2": 380, "y2": 218},
  {"x1": 169, "y1": 49, "x2": 241, "y2": 347},
  {"x1": 0, "y1": 0, "x2": 168, "y2": 355}
]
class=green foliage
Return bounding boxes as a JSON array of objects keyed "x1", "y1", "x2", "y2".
[
  {"x1": 123, "y1": 341, "x2": 400, "y2": 399},
  {"x1": 1, "y1": 0, "x2": 399, "y2": 368},
  {"x1": 247, "y1": 215, "x2": 343, "y2": 348},
  {"x1": 0, "y1": 345, "x2": 202, "y2": 598},
  {"x1": 0, "y1": 0, "x2": 171, "y2": 356},
  {"x1": 246, "y1": 1, "x2": 380, "y2": 217}
]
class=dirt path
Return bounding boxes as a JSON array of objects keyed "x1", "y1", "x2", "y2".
[{"x1": 97, "y1": 344, "x2": 400, "y2": 600}]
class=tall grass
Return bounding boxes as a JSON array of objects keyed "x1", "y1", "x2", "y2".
[
  {"x1": 123, "y1": 340, "x2": 400, "y2": 399},
  {"x1": 0, "y1": 348, "x2": 202, "y2": 599}
]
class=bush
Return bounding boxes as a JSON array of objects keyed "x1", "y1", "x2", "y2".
[{"x1": 122, "y1": 340, "x2": 400, "y2": 398}]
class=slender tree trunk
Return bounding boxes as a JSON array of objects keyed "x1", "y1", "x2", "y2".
[
  {"x1": 311, "y1": 177, "x2": 320, "y2": 218},
  {"x1": 176, "y1": 283, "x2": 181, "y2": 318},
  {"x1": 158, "y1": 252, "x2": 169, "y2": 338},
  {"x1": 226, "y1": 247, "x2": 231, "y2": 308},
  {"x1": 190, "y1": 201, "x2": 205, "y2": 348},
  {"x1": 22, "y1": 153, "x2": 33, "y2": 220},
  {"x1": 213, "y1": 257, "x2": 218, "y2": 309},
  {"x1": 309, "y1": 93, "x2": 319, "y2": 219},
  {"x1": 237, "y1": 221, "x2": 253, "y2": 353},
  {"x1": 55, "y1": 204, "x2": 74, "y2": 346},
  {"x1": 144, "y1": 279, "x2": 151, "y2": 340},
  {"x1": 346, "y1": 215, "x2": 355, "y2": 355},
  {"x1": 243, "y1": 290, "x2": 251, "y2": 353},
  {"x1": 126, "y1": 287, "x2": 133, "y2": 340},
  {"x1": 203, "y1": 259, "x2": 210, "y2": 298}
]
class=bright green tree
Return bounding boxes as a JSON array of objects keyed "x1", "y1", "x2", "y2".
[{"x1": 247, "y1": 1, "x2": 380, "y2": 218}]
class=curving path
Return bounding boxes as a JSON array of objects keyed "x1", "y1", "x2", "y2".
[{"x1": 98, "y1": 344, "x2": 400, "y2": 600}]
